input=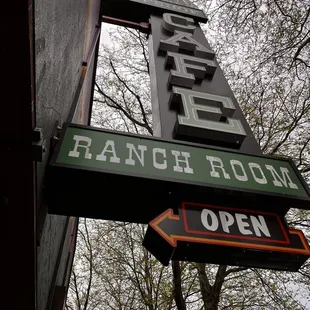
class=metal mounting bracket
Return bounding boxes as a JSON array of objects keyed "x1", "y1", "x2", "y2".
[
  {"x1": 32, "y1": 127, "x2": 46, "y2": 162},
  {"x1": 49, "y1": 121, "x2": 62, "y2": 155}
]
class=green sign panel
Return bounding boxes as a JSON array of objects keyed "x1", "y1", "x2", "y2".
[{"x1": 55, "y1": 124, "x2": 309, "y2": 203}]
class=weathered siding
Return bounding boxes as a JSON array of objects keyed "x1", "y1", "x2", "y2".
[{"x1": 35, "y1": 0, "x2": 101, "y2": 309}]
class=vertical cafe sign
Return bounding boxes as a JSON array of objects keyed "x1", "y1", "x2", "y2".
[
  {"x1": 143, "y1": 10, "x2": 310, "y2": 270},
  {"x1": 148, "y1": 12, "x2": 262, "y2": 154}
]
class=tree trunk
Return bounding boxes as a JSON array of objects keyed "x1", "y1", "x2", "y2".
[
  {"x1": 172, "y1": 261, "x2": 186, "y2": 310},
  {"x1": 197, "y1": 263, "x2": 227, "y2": 310}
]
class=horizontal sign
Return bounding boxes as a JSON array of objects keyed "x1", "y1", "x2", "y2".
[
  {"x1": 48, "y1": 124, "x2": 310, "y2": 222},
  {"x1": 143, "y1": 202, "x2": 310, "y2": 270},
  {"x1": 130, "y1": 0, "x2": 206, "y2": 19},
  {"x1": 57, "y1": 124, "x2": 308, "y2": 198}
]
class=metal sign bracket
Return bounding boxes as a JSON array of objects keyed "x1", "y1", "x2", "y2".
[{"x1": 32, "y1": 127, "x2": 46, "y2": 162}]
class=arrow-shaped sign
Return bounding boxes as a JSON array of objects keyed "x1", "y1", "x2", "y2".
[
  {"x1": 149, "y1": 209, "x2": 182, "y2": 247},
  {"x1": 143, "y1": 202, "x2": 310, "y2": 271}
]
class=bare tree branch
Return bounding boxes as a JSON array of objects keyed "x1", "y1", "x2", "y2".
[
  {"x1": 94, "y1": 82, "x2": 151, "y2": 132},
  {"x1": 83, "y1": 219, "x2": 93, "y2": 310},
  {"x1": 72, "y1": 269, "x2": 81, "y2": 310},
  {"x1": 109, "y1": 61, "x2": 153, "y2": 134}
]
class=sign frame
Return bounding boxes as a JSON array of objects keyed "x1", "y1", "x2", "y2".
[
  {"x1": 130, "y1": 0, "x2": 206, "y2": 19},
  {"x1": 181, "y1": 202, "x2": 290, "y2": 245},
  {"x1": 101, "y1": 0, "x2": 208, "y2": 24}
]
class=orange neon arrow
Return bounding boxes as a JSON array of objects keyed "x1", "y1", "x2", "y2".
[
  {"x1": 149, "y1": 209, "x2": 310, "y2": 255},
  {"x1": 149, "y1": 209, "x2": 180, "y2": 247}
]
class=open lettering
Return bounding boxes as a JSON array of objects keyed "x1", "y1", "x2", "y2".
[{"x1": 201, "y1": 209, "x2": 271, "y2": 237}]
